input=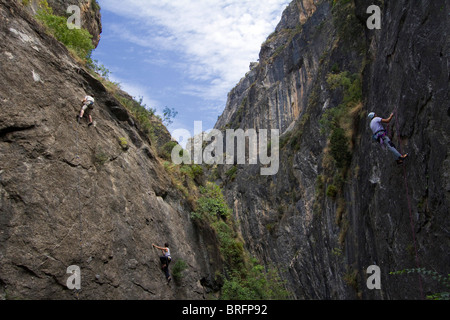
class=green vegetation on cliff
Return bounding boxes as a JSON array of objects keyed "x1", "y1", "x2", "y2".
[
  {"x1": 191, "y1": 182, "x2": 289, "y2": 300},
  {"x1": 34, "y1": 3, "x2": 95, "y2": 63}
]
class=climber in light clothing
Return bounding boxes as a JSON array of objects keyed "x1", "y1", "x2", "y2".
[
  {"x1": 77, "y1": 95, "x2": 95, "y2": 126},
  {"x1": 368, "y1": 112, "x2": 408, "y2": 164},
  {"x1": 153, "y1": 243, "x2": 172, "y2": 283}
]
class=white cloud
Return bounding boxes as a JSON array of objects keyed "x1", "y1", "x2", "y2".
[{"x1": 98, "y1": 0, "x2": 290, "y2": 102}]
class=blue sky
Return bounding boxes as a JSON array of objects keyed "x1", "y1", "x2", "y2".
[{"x1": 92, "y1": 0, "x2": 290, "y2": 140}]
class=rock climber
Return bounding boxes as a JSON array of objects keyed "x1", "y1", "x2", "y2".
[
  {"x1": 77, "y1": 95, "x2": 95, "y2": 126},
  {"x1": 152, "y1": 242, "x2": 172, "y2": 283},
  {"x1": 368, "y1": 112, "x2": 408, "y2": 164}
]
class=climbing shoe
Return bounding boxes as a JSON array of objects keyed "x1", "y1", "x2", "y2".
[
  {"x1": 396, "y1": 153, "x2": 408, "y2": 165},
  {"x1": 88, "y1": 122, "x2": 93, "y2": 127}
]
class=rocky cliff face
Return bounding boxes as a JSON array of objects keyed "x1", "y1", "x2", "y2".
[
  {"x1": 215, "y1": 0, "x2": 449, "y2": 299},
  {"x1": 0, "y1": 0, "x2": 219, "y2": 300},
  {"x1": 1, "y1": 0, "x2": 448, "y2": 301},
  {"x1": 216, "y1": 0, "x2": 322, "y2": 133}
]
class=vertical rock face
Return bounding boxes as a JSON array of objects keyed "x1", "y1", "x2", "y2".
[
  {"x1": 0, "y1": 0, "x2": 219, "y2": 299},
  {"x1": 216, "y1": 0, "x2": 323, "y2": 134},
  {"x1": 215, "y1": 0, "x2": 449, "y2": 299},
  {"x1": 1, "y1": 0, "x2": 448, "y2": 301}
]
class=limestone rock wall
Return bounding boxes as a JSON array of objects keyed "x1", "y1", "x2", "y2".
[
  {"x1": 0, "y1": 0, "x2": 217, "y2": 300},
  {"x1": 214, "y1": 0, "x2": 449, "y2": 299}
]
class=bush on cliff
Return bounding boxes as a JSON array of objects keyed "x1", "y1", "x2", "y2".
[
  {"x1": 36, "y1": 7, "x2": 94, "y2": 63},
  {"x1": 191, "y1": 182, "x2": 289, "y2": 299}
]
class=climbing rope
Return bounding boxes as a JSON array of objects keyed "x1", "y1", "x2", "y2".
[
  {"x1": 74, "y1": 116, "x2": 83, "y2": 300},
  {"x1": 393, "y1": 110, "x2": 425, "y2": 300}
]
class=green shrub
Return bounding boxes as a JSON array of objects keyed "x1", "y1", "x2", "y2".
[
  {"x1": 221, "y1": 275, "x2": 253, "y2": 300},
  {"x1": 326, "y1": 71, "x2": 352, "y2": 90},
  {"x1": 162, "y1": 107, "x2": 178, "y2": 126},
  {"x1": 190, "y1": 183, "x2": 290, "y2": 300},
  {"x1": 118, "y1": 137, "x2": 128, "y2": 151},
  {"x1": 320, "y1": 72, "x2": 362, "y2": 135},
  {"x1": 115, "y1": 95, "x2": 160, "y2": 145},
  {"x1": 320, "y1": 71, "x2": 361, "y2": 170},
  {"x1": 331, "y1": 0, "x2": 363, "y2": 46},
  {"x1": 326, "y1": 184, "x2": 338, "y2": 198},
  {"x1": 87, "y1": 59, "x2": 111, "y2": 80},
  {"x1": 172, "y1": 260, "x2": 188, "y2": 284},
  {"x1": 91, "y1": 0, "x2": 100, "y2": 11},
  {"x1": 214, "y1": 220, "x2": 244, "y2": 269},
  {"x1": 190, "y1": 164, "x2": 204, "y2": 179},
  {"x1": 36, "y1": 9, "x2": 94, "y2": 62},
  {"x1": 329, "y1": 127, "x2": 352, "y2": 169},
  {"x1": 190, "y1": 211, "x2": 202, "y2": 222},
  {"x1": 331, "y1": 63, "x2": 340, "y2": 74},
  {"x1": 221, "y1": 259, "x2": 289, "y2": 300},
  {"x1": 159, "y1": 141, "x2": 179, "y2": 160},
  {"x1": 94, "y1": 148, "x2": 109, "y2": 166},
  {"x1": 193, "y1": 183, "x2": 231, "y2": 220},
  {"x1": 191, "y1": 183, "x2": 241, "y2": 270},
  {"x1": 23, "y1": 0, "x2": 51, "y2": 10}
]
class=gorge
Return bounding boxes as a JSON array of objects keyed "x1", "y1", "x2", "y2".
[{"x1": 1, "y1": 0, "x2": 449, "y2": 300}]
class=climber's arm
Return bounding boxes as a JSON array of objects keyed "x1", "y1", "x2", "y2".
[{"x1": 381, "y1": 113, "x2": 394, "y2": 123}]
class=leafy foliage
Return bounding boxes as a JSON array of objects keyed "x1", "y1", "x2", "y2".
[
  {"x1": 326, "y1": 184, "x2": 338, "y2": 198},
  {"x1": 193, "y1": 182, "x2": 231, "y2": 221},
  {"x1": 36, "y1": 9, "x2": 94, "y2": 63},
  {"x1": 221, "y1": 259, "x2": 289, "y2": 300},
  {"x1": 118, "y1": 137, "x2": 128, "y2": 151},
  {"x1": 320, "y1": 72, "x2": 362, "y2": 135},
  {"x1": 330, "y1": 0, "x2": 364, "y2": 48},
  {"x1": 329, "y1": 127, "x2": 352, "y2": 169},
  {"x1": 320, "y1": 71, "x2": 362, "y2": 170},
  {"x1": 191, "y1": 183, "x2": 289, "y2": 300},
  {"x1": 114, "y1": 95, "x2": 162, "y2": 145},
  {"x1": 162, "y1": 107, "x2": 178, "y2": 126},
  {"x1": 94, "y1": 147, "x2": 109, "y2": 166},
  {"x1": 172, "y1": 260, "x2": 188, "y2": 284},
  {"x1": 91, "y1": 0, "x2": 100, "y2": 11},
  {"x1": 159, "y1": 141, "x2": 180, "y2": 161},
  {"x1": 179, "y1": 164, "x2": 204, "y2": 181},
  {"x1": 87, "y1": 59, "x2": 111, "y2": 80}
]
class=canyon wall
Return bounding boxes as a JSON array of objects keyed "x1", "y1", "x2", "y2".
[{"x1": 215, "y1": 0, "x2": 449, "y2": 299}]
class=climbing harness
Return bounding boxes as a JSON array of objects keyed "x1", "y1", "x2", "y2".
[{"x1": 372, "y1": 129, "x2": 387, "y2": 145}]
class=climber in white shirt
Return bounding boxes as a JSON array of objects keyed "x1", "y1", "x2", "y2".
[
  {"x1": 77, "y1": 95, "x2": 95, "y2": 126},
  {"x1": 368, "y1": 112, "x2": 408, "y2": 164}
]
